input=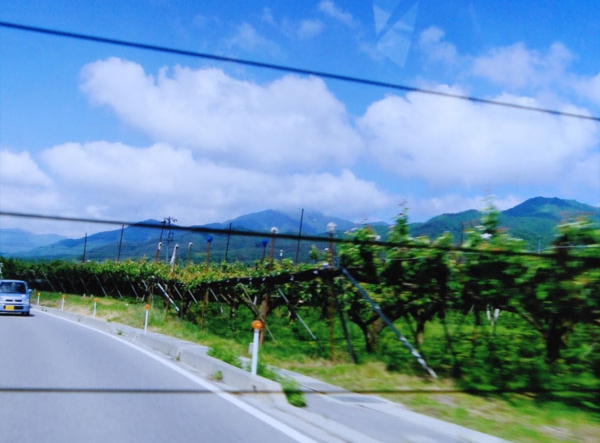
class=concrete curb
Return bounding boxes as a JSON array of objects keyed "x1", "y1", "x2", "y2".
[
  {"x1": 33, "y1": 305, "x2": 288, "y2": 405},
  {"x1": 137, "y1": 332, "x2": 288, "y2": 404}
]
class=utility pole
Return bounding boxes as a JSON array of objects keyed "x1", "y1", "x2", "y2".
[
  {"x1": 295, "y1": 208, "x2": 304, "y2": 263},
  {"x1": 224, "y1": 222, "x2": 232, "y2": 263},
  {"x1": 154, "y1": 220, "x2": 166, "y2": 264},
  {"x1": 163, "y1": 216, "x2": 177, "y2": 263},
  {"x1": 81, "y1": 233, "x2": 88, "y2": 263},
  {"x1": 116, "y1": 224, "x2": 124, "y2": 262}
]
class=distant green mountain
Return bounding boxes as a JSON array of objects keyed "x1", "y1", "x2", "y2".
[
  {"x1": 209, "y1": 209, "x2": 359, "y2": 234},
  {"x1": 0, "y1": 229, "x2": 66, "y2": 254},
  {"x1": 12, "y1": 220, "x2": 168, "y2": 261},
  {"x1": 3, "y1": 210, "x2": 355, "y2": 263},
  {"x1": 409, "y1": 197, "x2": 600, "y2": 251},
  {"x1": 1, "y1": 197, "x2": 598, "y2": 261},
  {"x1": 408, "y1": 209, "x2": 481, "y2": 244},
  {"x1": 503, "y1": 196, "x2": 599, "y2": 221}
]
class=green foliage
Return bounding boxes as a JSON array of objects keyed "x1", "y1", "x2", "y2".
[
  {"x1": 2, "y1": 210, "x2": 598, "y2": 405},
  {"x1": 251, "y1": 359, "x2": 307, "y2": 407},
  {"x1": 280, "y1": 378, "x2": 307, "y2": 407},
  {"x1": 207, "y1": 342, "x2": 242, "y2": 368},
  {"x1": 379, "y1": 313, "x2": 599, "y2": 410}
]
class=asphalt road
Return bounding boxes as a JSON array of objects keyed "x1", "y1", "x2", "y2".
[{"x1": 0, "y1": 310, "x2": 316, "y2": 443}]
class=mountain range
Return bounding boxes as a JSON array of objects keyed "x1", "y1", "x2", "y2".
[
  {"x1": 1, "y1": 197, "x2": 598, "y2": 262},
  {"x1": 410, "y1": 196, "x2": 600, "y2": 248}
]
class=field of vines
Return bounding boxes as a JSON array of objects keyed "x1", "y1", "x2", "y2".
[{"x1": 1, "y1": 209, "x2": 599, "y2": 409}]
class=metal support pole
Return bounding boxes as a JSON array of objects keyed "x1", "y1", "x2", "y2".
[
  {"x1": 251, "y1": 329, "x2": 260, "y2": 375},
  {"x1": 327, "y1": 222, "x2": 336, "y2": 360},
  {"x1": 341, "y1": 267, "x2": 437, "y2": 379}
]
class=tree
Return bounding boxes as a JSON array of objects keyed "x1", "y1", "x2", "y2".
[
  {"x1": 339, "y1": 212, "x2": 456, "y2": 352},
  {"x1": 338, "y1": 224, "x2": 390, "y2": 352},
  {"x1": 516, "y1": 218, "x2": 600, "y2": 363}
]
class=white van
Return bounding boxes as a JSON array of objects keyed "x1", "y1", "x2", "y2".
[{"x1": 0, "y1": 280, "x2": 31, "y2": 316}]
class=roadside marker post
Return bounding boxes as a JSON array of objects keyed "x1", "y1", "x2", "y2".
[
  {"x1": 250, "y1": 320, "x2": 264, "y2": 376},
  {"x1": 144, "y1": 304, "x2": 151, "y2": 333},
  {"x1": 61, "y1": 294, "x2": 65, "y2": 311},
  {"x1": 36, "y1": 292, "x2": 40, "y2": 307},
  {"x1": 92, "y1": 298, "x2": 98, "y2": 318}
]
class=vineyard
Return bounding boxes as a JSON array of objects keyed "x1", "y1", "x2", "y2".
[{"x1": 1, "y1": 209, "x2": 599, "y2": 406}]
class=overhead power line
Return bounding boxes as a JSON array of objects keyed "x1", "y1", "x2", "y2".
[
  {"x1": 1, "y1": 20, "x2": 599, "y2": 123},
  {"x1": 2, "y1": 210, "x2": 599, "y2": 265}
]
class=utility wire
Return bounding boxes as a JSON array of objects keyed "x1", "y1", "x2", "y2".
[
  {"x1": 0, "y1": 387, "x2": 596, "y2": 395},
  {"x1": 2, "y1": 211, "x2": 599, "y2": 265},
  {"x1": 1, "y1": 20, "x2": 599, "y2": 123}
]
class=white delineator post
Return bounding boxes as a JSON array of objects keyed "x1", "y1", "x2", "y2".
[
  {"x1": 61, "y1": 294, "x2": 65, "y2": 310},
  {"x1": 92, "y1": 298, "x2": 97, "y2": 318},
  {"x1": 37, "y1": 292, "x2": 40, "y2": 306},
  {"x1": 144, "y1": 304, "x2": 151, "y2": 333},
  {"x1": 250, "y1": 320, "x2": 264, "y2": 376}
]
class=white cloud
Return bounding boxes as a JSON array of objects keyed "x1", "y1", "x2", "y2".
[
  {"x1": 559, "y1": 152, "x2": 600, "y2": 196},
  {"x1": 80, "y1": 58, "x2": 363, "y2": 172},
  {"x1": 259, "y1": 8, "x2": 323, "y2": 41},
  {"x1": 418, "y1": 26, "x2": 458, "y2": 65},
  {"x1": 0, "y1": 149, "x2": 62, "y2": 216},
  {"x1": 0, "y1": 58, "x2": 390, "y2": 232},
  {"x1": 572, "y1": 72, "x2": 600, "y2": 106},
  {"x1": 0, "y1": 149, "x2": 52, "y2": 187},
  {"x1": 282, "y1": 170, "x2": 396, "y2": 216},
  {"x1": 8, "y1": 26, "x2": 598, "y2": 237},
  {"x1": 223, "y1": 22, "x2": 281, "y2": 55},
  {"x1": 261, "y1": 8, "x2": 276, "y2": 26},
  {"x1": 40, "y1": 141, "x2": 192, "y2": 196},
  {"x1": 296, "y1": 19, "x2": 324, "y2": 39},
  {"x1": 193, "y1": 14, "x2": 220, "y2": 29},
  {"x1": 71, "y1": 52, "x2": 598, "y2": 230},
  {"x1": 472, "y1": 42, "x2": 574, "y2": 90},
  {"x1": 418, "y1": 29, "x2": 584, "y2": 101},
  {"x1": 318, "y1": 1, "x2": 355, "y2": 28},
  {"x1": 358, "y1": 86, "x2": 599, "y2": 190},
  {"x1": 30, "y1": 140, "x2": 394, "y2": 228}
]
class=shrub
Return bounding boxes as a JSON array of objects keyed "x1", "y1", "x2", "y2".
[{"x1": 207, "y1": 342, "x2": 242, "y2": 368}]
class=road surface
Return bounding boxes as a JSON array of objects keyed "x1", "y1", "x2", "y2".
[{"x1": 0, "y1": 310, "x2": 316, "y2": 443}]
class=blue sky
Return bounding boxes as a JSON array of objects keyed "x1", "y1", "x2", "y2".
[{"x1": 1, "y1": 0, "x2": 599, "y2": 236}]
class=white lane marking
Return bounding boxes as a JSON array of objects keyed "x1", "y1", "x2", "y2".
[{"x1": 37, "y1": 310, "x2": 318, "y2": 443}]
